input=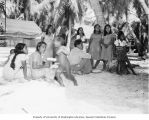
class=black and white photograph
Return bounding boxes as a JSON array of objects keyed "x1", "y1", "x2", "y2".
[{"x1": 0, "y1": 0, "x2": 148, "y2": 119}]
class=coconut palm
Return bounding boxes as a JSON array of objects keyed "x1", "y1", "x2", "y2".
[
  {"x1": 134, "y1": 0, "x2": 149, "y2": 21},
  {"x1": 101, "y1": 0, "x2": 132, "y2": 22},
  {"x1": 89, "y1": 0, "x2": 105, "y2": 29},
  {"x1": 53, "y1": 0, "x2": 83, "y2": 48}
]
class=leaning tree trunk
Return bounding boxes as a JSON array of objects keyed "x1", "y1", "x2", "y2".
[
  {"x1": 89, "y1": 0, "x2": 105, "y2": 30},
  {"x1": 137, "y1": 0, "x2": 149, "y2": 21},
  {"x1": 67, "y1": 16, "x2": 72, "y2": 50}
]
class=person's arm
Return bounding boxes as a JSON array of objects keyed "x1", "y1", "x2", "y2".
[
  {"x1": 87, "y1": 35, "x2": 93, "y2": 52},
  {"x1": 101, "y1": 38, "x2": 108, "y2": 48},
  {"x1": 22, "y1": 61, "x2": 28, "y2": 80},
  {"x1": 107, "y1": 34, "x2": 115, "y2": 46},
  {"x1": 31, "y1": 54, "x2": 49, "y2": 69},
  {"x1": 2, "y1": 55, "x2": 10, "y2": 66},
  {"x1": 57, "y1": 47, "x2": 70, "y2": 56},
  {"x1": 32, "y1": 61, "x2": 49, "y2": 69}
]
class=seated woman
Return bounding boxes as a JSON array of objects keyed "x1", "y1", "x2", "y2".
[
  {"x1": 3, "y1": 43, "x2": 28, "y2": 81},
  {"x1": 114, "y1": 31, "x2": 137, "y2": 75},
  {"x1": 68, "y1": 39, "x2": 92, "y2": 74},
  {"x1": 29, "y1": 41, "x2": 57, "y2": 83},
  {"x1": 54, "y1": 35, "x2": 78, "y2": 86}
]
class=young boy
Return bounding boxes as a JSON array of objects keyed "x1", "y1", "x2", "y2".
[{"x1": 68, "y1": 39, "x2": 92, "y2": 74}]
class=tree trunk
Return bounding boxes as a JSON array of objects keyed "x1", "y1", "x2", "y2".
[
  {"x1": 89, "y1": 0, "x2": 105, "y2": 30},
  {"x1": 67, "y1": 17, "x2": 71, "y2": 50},
  {"x1": 137, "y1": 0, "x2": 149, "y2": 21},
  {"x1": 125, "y1": 8, "x2": 128, "y2": 22}
]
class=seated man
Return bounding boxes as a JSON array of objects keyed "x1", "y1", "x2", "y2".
[{"x1": 68, "y1": 39, "x2": 92, "y2": 74}]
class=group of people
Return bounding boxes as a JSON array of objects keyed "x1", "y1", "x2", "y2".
[
  {"x1": 2, "y1": 36, "x2": 77, "y2": 87},
  {"x1": 1, "y1": 23, "x2": 137, "y2": 87},
  {"x1": 69, "y1": 24, "x2": 137, "y2": 75}
]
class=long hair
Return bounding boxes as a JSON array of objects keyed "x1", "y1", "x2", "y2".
[
  {"x1": 117, "y1": 31, "x2": 126, "y2": 40},
  {"x1": 46, "y1": 24, "x2": 53, "y2": 35},
  {"x1": 56, "y1": 35, "x2": 66, "y2": 46},
  {"x1": 36, "y1": 41, "x2": 47, "y2": 52},
  {"x1": 10, "y1": 43, "x2": 26, "y2": 70},
  {"x1": 94, "y1": 24, "x2": 101, "y2": 34},
  {"x1": 77, "y1": 27, "x2": 85, "y2": 36},
  {"x1": 104, "y1": 24, "x2": 112, "y2": 36}
]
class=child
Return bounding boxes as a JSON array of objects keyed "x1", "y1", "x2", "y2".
[
  {"x1": 29, "y1": 41, "x2": 58, "y2": 84},
  {"x1": 3, "y1": 43, "x2": 28, "y2": 81},
  {"x1": 54, "y1": 35, "x2": 78, "y2": 86},
  {"x1": 88, "y1": 24, "x2": 102, "y2": 69},
  {"x1": 114, "y1": 31, "x2": 137, "y2": 75},
  {"x1": 76, "y1": 27, "x2": 88, "y2": 52}
]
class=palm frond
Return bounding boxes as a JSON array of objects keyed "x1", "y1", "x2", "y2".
[{"x1": 53, "y1": 0, "x2": 83, "y2": 29}]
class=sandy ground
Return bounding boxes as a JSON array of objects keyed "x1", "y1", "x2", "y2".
[{"x1": 0, "y1": 47, "x2": 148, "y2": 114}]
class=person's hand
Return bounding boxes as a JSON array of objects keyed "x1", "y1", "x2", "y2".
[{"x1": 44, "y1": 63, "x2": 50, "y2": 68}]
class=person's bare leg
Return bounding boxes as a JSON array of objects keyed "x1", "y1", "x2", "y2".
[
  {"x1": 93, "y1": 60, "x2": 100, "y2": 69},
  {"x1": 126, "y1": 58, "x2": 137, "y2": 75},
  {"x1": 90, "y1": 59, "x2": 94, "y2": 68},
  {"x1": 102, "y1": 60, "x2": 107, "y2": 71},
  {"x1": 55, "y1": 71, "x2": 65, "y2": 87}
]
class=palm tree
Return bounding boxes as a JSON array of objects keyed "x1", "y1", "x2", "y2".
[
  {"x1": 89, "y1": 0, "x2": 105, "y2": 29},
  {"x1": 53, "y1": 0, "x2": 83, "y2": 48},
  {"x1": 135, "y1": 0, "x2": 149, "y2": 21}
]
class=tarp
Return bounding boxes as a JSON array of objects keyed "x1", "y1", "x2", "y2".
[{"x1": 0, "y1": 18, "x2": 42, "y2": 39}]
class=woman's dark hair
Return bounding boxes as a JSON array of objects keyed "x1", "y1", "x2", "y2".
[
  {"x1": 56, "y1": 35, "x2": 66, "y2": 46},
  {"x1": 94, "y1": 24, "x2": 101, "y2": 34},
  {"x1": 77, "y1": 27, "x2": 85, "y2": 36},
  {"x1": 74, "y1": 39, "x2": 82, "y2": 47},
  {"x1": 117, "y1": 31, "x2": 125, "y2": 40},
  {"x1": 36, "y1": 41, "x2": 47, "y2": 52},
  {"x1": 10, "y1": 43, "x2": 26, "y2": 70},
  {"x1": 46, "y1": 24, "x2": 53, "y2": 35},
  {"x1": 104, "y1": 24, "x2": 112, "y2": 36}
]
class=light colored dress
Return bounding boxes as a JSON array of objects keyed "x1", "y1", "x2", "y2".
[
  {"x1": 44, "y1": 34, "x2": 54, "y2": 59},
  {"x1": 101, "y1": 34, "x2": 114, "y2": 62},
  {"x1": 3, "y1": 54, "x2": 27, "y2": 81},
  {"x1": 29, "y1": 51, "x2": 55, "y2": 80},
  {"x1": 89, "y1": 33, "x2": 102, "y2": 60}
]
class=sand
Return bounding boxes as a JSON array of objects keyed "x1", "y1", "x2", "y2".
[{"x1": 0, "y1": 58, "x2": 148, "y2": 114}]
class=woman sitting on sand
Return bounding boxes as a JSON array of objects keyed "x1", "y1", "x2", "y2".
[
  {"x1": 29, "y1": 41, "x2": 57, "y2": 83},
  {"x1": 3, "y1": 43, "x2": 28, "y2": 81},
  {"x1": 114, "y1": 31, "x2": 137, "y2": 75}
]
